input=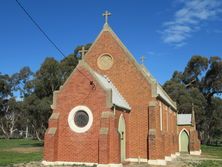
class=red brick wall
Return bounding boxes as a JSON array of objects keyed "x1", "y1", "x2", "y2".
[
  {"x1": 44, "y1": 65, "x2": 121, "y2": 163},
  {"x1": 114, "y1": 110, "x2": 129, "y2": 160},
  {"x1": 84, "y1": 30, "x2": 153, "y2": 159},
  {"x1": 44, "y1": 130, "x2": 57, "y2": 161},
  {"x1": 154, "y1": 101, "x2": 179, "y2": 158},
  {"x1": 44, "y1": 27, "x2": 182, "y2": 163},
  {"x1": 99, "y1": 110, "x2": 121, "y2": 164}
]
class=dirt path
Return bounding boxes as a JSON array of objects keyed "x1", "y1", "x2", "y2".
[
  {"x1": 124, "y1": 154, "x2": 222, "y2": 167},
  {"x1": 5, "y1": 147, "x2": 42, "y2": 153}
]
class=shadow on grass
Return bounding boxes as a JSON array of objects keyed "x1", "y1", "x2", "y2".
[
  {"x1": 20, "y1": 142, "x2": 44, "y2": 147},
  {"x1": 206, "y1": 144, "x2": 222, "y2": 147}
]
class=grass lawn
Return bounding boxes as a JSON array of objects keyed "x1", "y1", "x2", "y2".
[
  {"x1": 0, "y1": 140, "x2": 222, "y2": 167},
  {"x1": 0, "y1": 139, "x2": 43, "y2": 166},
  {"x1": 201, "y1": 145, "x2": 222, "y2": 159},
  {"x1": 195, "y1": 145, "x2": 222, "y2": 167},
  {"x1": 195, "y1": 160, "x2": 222, "y2": 167}
]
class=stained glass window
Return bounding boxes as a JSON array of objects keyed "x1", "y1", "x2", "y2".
[{"x1": 74, "y1": 110, "x2": 89, "y2": 127}]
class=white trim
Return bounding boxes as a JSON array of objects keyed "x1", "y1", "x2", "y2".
[
  {"x1": 118, "y1": 114, "x2": 126, "y2": 162},
  {"x1": 148, "y1": 159, "x2": 167, "y2": 166},
  {"x1": 98, "y1": 164, "x2": 123, "y2": 167},
  {"x1": 165, "y1": 156, "x2": 172, "y2": 161},
  {"x1": 179, "y1": 128, "x2": 189, "y2": 152},
  {"x1": 139, "y1": 158, "x2": 148, "y2": 163},
  {"x1": 171, "y1": 154, "x2": 177, "y2": 159},
  {"x1": 42, "y1": 160, "x2": 97, "y2": 166},
  {"x1": 68, "y1": 105, "x2": 93, "y2": 133},
  {"x1": 125, "y1": 158, "x2": 147, "y2": 162},
  {"x1": 42, "y1": 161, "x2": 123, "y2": 167},
  {"x1": 190, "y1": 150, "x2": 201, "y2": 155},
  {"x1": 176, "y1": 152, "x2": 180, "y2": 156},
  {"x1": 125, "y1": 158, "x2": 137, "y2": 162}
]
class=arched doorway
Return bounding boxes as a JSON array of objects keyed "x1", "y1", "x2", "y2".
[
  {"x1": 118, "y1": 114, "x2": 126, "y2": 162},
  {"x1": 179, "y1": 129, "x2": 189, "y2": 152}
]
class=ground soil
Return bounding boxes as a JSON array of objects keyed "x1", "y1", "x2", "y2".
[
  {"x1": 11, "y1": 154, "x2": 222, "y2": 167},
  {"x1": 6, "y1": 147, "x2": 43, "y2": 153}
]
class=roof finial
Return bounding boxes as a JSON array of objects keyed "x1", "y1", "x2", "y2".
[
  {"x1": 140, "y1": 55, "x2": 145, "y2": 65},
  {"x1": 103, "y1": 10, "x2": 111, "y2": 24},
  {"x1": 78, "y1": 46, "x2": 87, "y2": 57}
]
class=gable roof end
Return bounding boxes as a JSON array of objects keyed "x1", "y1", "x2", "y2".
[{"x1": 83, "y1": 23, "x2": 177, "y2": 110}]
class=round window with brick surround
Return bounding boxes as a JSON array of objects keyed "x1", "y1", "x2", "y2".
[
  {"x1": 97, "y1": 53, "x2": 113, "y2": 70},
  {"x1": 68, "y1": 105, "x2": 93, "y2": 133}
]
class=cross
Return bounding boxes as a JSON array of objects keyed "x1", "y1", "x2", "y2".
[
  {"x1": 140, "y1": 55, "x2": 145, "y2": 65},
  {"x1": 78, "y1": 46, "x2": 87, "y2": 57},
  {"x1": 103, "y1": 10, "x2": 111, "y2": 24}
]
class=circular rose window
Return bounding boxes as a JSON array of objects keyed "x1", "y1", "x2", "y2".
[
  {"x1": 97, "y1": 53, "x2": 113, "y2": 70},
  {"x1": 74, "y1": 110, "x2": 89, "y2": 127},
  {"x1": 68, "y1": 106, "x2": 93, "y2": 133}
]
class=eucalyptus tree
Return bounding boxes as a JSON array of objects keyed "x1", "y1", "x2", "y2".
[{"x1": 163, "y1": 55, "x2": 222, "y2": 144}]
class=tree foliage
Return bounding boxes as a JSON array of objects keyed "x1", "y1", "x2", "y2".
[
  {"x1": 0, "y1": 43, "x2": 87, "y2": 139},
  {"x1": 1, "y1": 47, "x2": 220, "y2": 144},
  {"x1": 163, "y1": 55, "x2": 222, "y2": 144}
]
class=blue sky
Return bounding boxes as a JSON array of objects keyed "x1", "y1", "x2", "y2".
[{"x1": 0, "y1": 0, "x2": 222, "y2": 84}]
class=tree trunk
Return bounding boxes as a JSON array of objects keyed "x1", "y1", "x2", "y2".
[
  {"x1": 25, "y1": 125, "x2": 29, "y2": 138},
  {"x1": 0, "y1": 123, "x2": 9, "y2": 139},
  {"x1": 35, "y1": 130, "x2": 42, "y2": 141},
  {"x1": 32, "y1": 124, "x2": 42, "y2": 141}
]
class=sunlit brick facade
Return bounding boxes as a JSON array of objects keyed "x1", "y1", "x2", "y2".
[{"x1": 43, "y1": 23, "x2": 201, "y2": 166}]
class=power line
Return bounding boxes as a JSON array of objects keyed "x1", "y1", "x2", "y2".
[
  {"x1": 16, "y1": 0, "x2": 95, "y2": 88},
  {"x1": 15, "y1": 0, "x2": 66, "y2": 58},
  {"x1": 76, "y1": 68, "x2": 95, "y2": 87}
]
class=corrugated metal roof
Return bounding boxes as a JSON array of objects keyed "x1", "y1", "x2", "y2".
[
  {"x1": 177, "y1": 114, "x2": 192, "y2": 125},
  {"x1": 94, "y1": 72, "x2": 131, "y2": 110},
  {"x1": 157, "y1": 84, "x2": 177, "y2": 110}
]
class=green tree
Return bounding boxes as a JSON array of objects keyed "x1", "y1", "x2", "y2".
[
  {"x1": 22, "y1": 49, "x2": 79, "y2": 140},
  {"x1": 182, "y1": 55, "x2": 208, "y2": 88},
  {"x1": 202, "y1": 57, "x2": 222, "y2": 103},
  {"x1": 22, "y1": 94, "x2": 51, "y2": 141},
  {"x1": 0, "y1": 44, "x2": 88, "y2": 140},
  {"x1": 207, "y1": 97, "x2": 222, "y2": 145},
  {"x1": 163, "y1": 55, "x2": 222, "y2": 144},
  {"x1": 60, "y1": 53, "x2": 79, "y2": 84},
  {"x1": 0, "y1": 73, "x2": 23, "y2": 138},
  {"x1": 11, "y1": 66, "x2": 34, "y2": 98},
  {"x1": 34, "y1": 57, "x2": 61, "y2": 98}
]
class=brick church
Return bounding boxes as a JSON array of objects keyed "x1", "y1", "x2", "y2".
[{"x1": 43, "y1": 12, "x2": 201, "y2": 166}]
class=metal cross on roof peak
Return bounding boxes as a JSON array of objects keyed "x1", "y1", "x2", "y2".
[
  {"x1": 78, "y1": 46, "x2": 87, "y2": 57},
  {"x1": 140, "y1": 55, "x2": 145, "y2": 65},
  {"x1": 103, "y1": 10, "x2": 111, "y2": 24}
]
